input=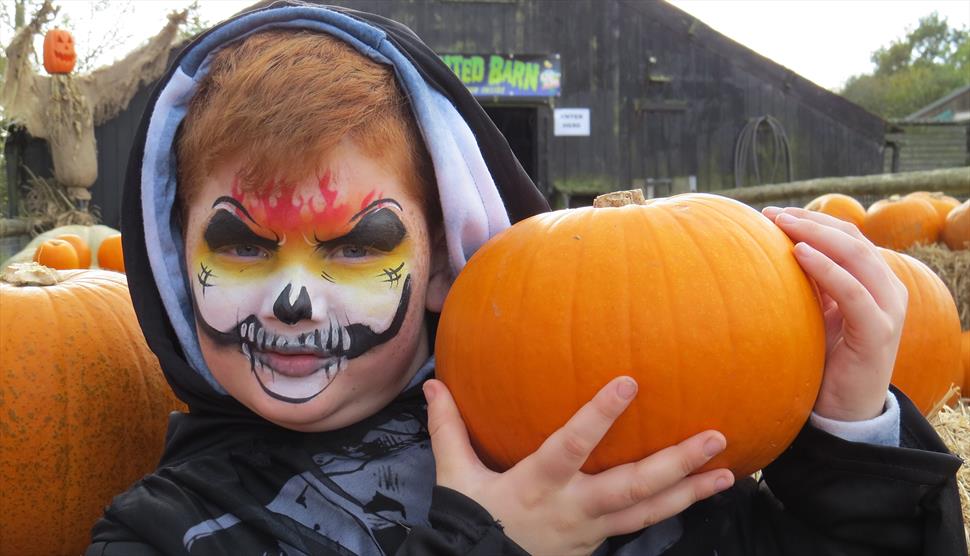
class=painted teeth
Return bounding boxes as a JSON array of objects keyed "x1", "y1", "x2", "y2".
[
  {"x1": 241, "y1": 343, "x2": 251, "y2": 359},
  {"x1": 342, "y1": 328, "x2": 350, "y2": 353},
  {"x1": 249, "y1": 324, "x2": 256, "y2": 343},
  {"x1": 256, "y1": 328, "x2": 264, "y2": 347}
]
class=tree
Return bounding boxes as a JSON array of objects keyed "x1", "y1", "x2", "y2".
[{"x1": 841, "y1": 12, "x2": 970, "y2": 119}]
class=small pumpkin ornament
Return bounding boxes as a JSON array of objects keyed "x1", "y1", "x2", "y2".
[
  {"x1": 905, "y1": 191, "x2": 960, "y2": 230},
  {"x1": 863, "y1": 195, "x2": 940, "y2": 251},
  {"x1": 941, "y1": 200, "x2": 970, "y2": 251},
  {"x1": 437, "y1": 192, "x2": 826, "y2": 477},
  {"x1": 97, "y1": 234, "x2": 125, "y2": 272},
  {"x1": 55, "y1": 233, "x2": 92, "y2": 268},
  {"x1": 879, "y1": 249, "x2": 962, "y2": 414},
  {"x1": 32, "y1": 238, "x2": 79, "y2": 270},
  {"x1": 804, "y1": 193, "x2": 866, "y2": 229},
  {"x1": 0, "y1": 263, "x2": 183, "y2": 556},
  {"x1": 42, "y1": 28, "x2": 76, "y2": 74}
]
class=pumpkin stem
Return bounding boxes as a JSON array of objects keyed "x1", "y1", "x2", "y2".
[
  {"x1": 593, "y1": 189, "x2": 647, "y2": 208},
  {"x1": 1, "y1": 262, "x2": 61, "y2": 286}
]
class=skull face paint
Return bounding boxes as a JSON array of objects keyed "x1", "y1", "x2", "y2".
[
  {"x1": 183, "y1": 139, "x2": 435, "y2": 428},
  {"x1": 191, "y1": 184, "x2": 413, "y2": 403}
]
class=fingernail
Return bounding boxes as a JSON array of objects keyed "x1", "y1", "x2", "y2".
[
  {"x1": 714, "y1": 475, "x2": 732, "y2": 492},
  {"x1": 703, "y1": 436, "x2": 726, "y2": 458},
  {"x1": 616, "y1": 377, "x2": 638, "y2": 400},
  {"x1": 423, "y1": 382, "x2": 436, "y2": 402},
  {"x1": 793, "y1": 242, "x2": 815, "y2": 257},
  {"x1": 762, "y1": 206, "x2": 780, "y2": 214},
  {"x1": 776, "y1": 212, "x2": 797, "y2": 225}
]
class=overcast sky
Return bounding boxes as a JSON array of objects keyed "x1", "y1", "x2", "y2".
[{"x1": 9, "y1": 0, "x2": 970, "y2": 92}]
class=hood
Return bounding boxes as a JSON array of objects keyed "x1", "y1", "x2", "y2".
[{"x1": 121, "y1": 1, "x2": 549, "y2": 416}]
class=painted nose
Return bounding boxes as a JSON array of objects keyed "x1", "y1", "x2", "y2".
[{"x1": 273, "y1": 284, "x2": 312, "y2": 325}]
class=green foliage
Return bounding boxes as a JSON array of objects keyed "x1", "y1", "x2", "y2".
[{"x1": 841, "y1": 12, "x2": 970, "y2": 119}]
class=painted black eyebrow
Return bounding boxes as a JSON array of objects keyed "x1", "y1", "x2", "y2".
[
  {"x1": 317, "y1": 208, "x2": 406, "y2": 252},
  {"x1": 350, "y1": 198, "x2": 403, "y2": 222},
  {"x1": 212, "y1": 196, "x2": 260, "y2": 226},
  {"x1": 204, "y1": 210, "x2": 279, "y2": 253}
]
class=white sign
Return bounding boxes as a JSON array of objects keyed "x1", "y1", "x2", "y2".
[{"x1": 554, "y1": 108, "x2": 590, "y2": 136}]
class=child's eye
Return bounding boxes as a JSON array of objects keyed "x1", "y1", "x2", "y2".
[
  {"x1": 218, "y1": 244, "x2": 270, "y2": 259},
  {"x1": 339, "y1": 245, "x2": 370, "y2": 259}
]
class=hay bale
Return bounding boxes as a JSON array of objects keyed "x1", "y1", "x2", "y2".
[
  {"x1": 904, "y1": 244, "x2": 970, "y2": 330},
  {"x1": 929, "y1": 387, "x2": 970, "y2": 547}
]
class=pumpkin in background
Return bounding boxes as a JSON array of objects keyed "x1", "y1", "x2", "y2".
[
  {"x1": 32, "y1": 238, "x2": 79, "y2": 270},
  {"x1": 437, "y1": 192, "x2": 826, "y2": 477},
  {"x1": 804, "y1": 193, "x2": 866, "y2": 229},
  {"x1": 1, "y1": 224, "x2": 120, "y2": 270},
  {"x1": 55, "y1": 233, "x2": 92, "y2": 268},
  {"x1": 905, "y1": 191, "x2": 960, "y2": 230},
  {"x1": 942, "y1": 200, "x2": 970, "y2": 251},
  {"x1": 42, "y1": 28, "x2": 76, "y2": 74},
  {"x1": 879, "y1": 249, "x2": 962, "y2": 414},
  {"x1": 0, "y1": 264, "x2": 183, "y2": 556},
  {"x1": 962, "y1": 331, "x2": 970, "y2": 395},
  {"x1": 97, "y1": 234, "x2": 125, "y2": 272},
  {"x1": 863, "y1": 195, "x2": 940, "y2": 250}
]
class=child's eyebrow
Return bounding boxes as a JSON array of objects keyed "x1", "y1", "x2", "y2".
[
  {"x1": 350, "y1": 198, "x2": 403, "y2": 222},
  {"x1": 212, "y1": 196, "x2": 260, "y2": 226},
  {"x1": 317, "y1": 206, "x2": 407, "y2": 252},
  {"x1": 204, "y1": 210, "x2": 279, "y2": 252}
]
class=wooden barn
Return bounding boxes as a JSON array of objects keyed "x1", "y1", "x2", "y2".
[{"x1": 4, "y1": 0, "x2": 890, "y2": 230}]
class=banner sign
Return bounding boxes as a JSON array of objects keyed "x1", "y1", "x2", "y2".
[{"x1": 440, "y1": 53, "x2": 561, "y2": 97}]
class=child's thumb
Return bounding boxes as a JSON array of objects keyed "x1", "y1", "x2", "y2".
[{"x1": 424, "y1": 379, "x2": 482, "y2": 483}]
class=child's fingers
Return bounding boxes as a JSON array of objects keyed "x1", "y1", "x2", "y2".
[
  {"x1": 581, "y1": 430, "x2": 727, "y2": 517},
  {"x1": 773, "y1": 213, "x2": 902, "y2": 314},
  {"x1": 764, "y1": 206, "x2": 868, "y2": 243},
  {"x1": 424, "y1": 379, "x2": 485, "y2": 486},
  {"x1": 522, "y1": 377, "x2": 638, "y2": 487},
  {"x1": 597, "y1": 468, "x2": 734, "y2": 538},
  {"x1": 792, "y1": 242, "x2": 885, "y2": 333}
]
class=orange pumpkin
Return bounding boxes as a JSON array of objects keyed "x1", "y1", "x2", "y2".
[
  {"x1": 42, "y1": 28, "x2": 76, "y2": 74},
  {"x1": 941, "y1": 200, "x2": 970, "y2": 251},
  {"x1": 905, "y1": 191, "x2": 960, "y2": 229},
  {"x1": 879, "y1": 249, "x2": 962, "y2": 414},
  {"x1": 0, "y1": 264, "x2": 182, "y2": 556},
  {"x1": 33, "y1": 238, "x2": 79, "y2": 270},
  {"x1": 804, "y1": 193, "x2": 866, "y2": 229},
  {"x1": 863, "y1": 195, "x2": 940, "y2": 250},
  {"x1": 55, "y1": 233, "x2": 92, "y2": 268},
  {"x1": 97, "y1": 234, "x2": 125, "y2": 272},
  {"x1": 437, "y1": 193, "x2": 826, "y2": 477},
  {"x1": 961, "y1": 330, "x2": 970, "y2": 395}
]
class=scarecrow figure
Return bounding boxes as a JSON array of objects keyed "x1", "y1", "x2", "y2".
[{"x1": 2, "y1": 0, "x2": 187, "y2": 205}]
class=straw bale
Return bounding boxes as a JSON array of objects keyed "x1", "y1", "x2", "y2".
[{"x1": 929, "y1": 387, "x2": 970, "y2": 547}]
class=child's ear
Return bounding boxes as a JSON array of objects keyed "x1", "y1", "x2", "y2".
[{"x1": 425, "y1": 229, "x2": 451, "y2": 313}]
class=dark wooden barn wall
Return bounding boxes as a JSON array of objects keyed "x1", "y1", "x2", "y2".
[{"x1": 323, "y1": 0, "x2": 886, "y2": 198}]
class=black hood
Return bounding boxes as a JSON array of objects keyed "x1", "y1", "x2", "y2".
[{"x1": 120, "y1": 2, "x2": 549, "y2": 417}]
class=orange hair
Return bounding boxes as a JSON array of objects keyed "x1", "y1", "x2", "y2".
[{"x1": 176, "y1": 30, "x2": 437, "y2": 220}]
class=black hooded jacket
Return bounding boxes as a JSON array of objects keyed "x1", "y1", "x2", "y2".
[{"x1": 87, "y1": 3, "x2": 964, "y2": 555}]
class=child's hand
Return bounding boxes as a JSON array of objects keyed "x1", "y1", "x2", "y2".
[
  {"x1": 423, "y1": 377, "x2": 734, "y2": 556},
  {"x1": 763, "y1": 206, "x2": 908, "y2": 422}
]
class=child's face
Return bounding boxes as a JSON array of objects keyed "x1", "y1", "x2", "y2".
[{"x1": 182, "y1": 138, "x2": 446, "y2": 431}]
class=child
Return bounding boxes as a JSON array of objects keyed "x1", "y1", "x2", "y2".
[{"x1": 87, "y1": 4, "x2": 964, "y2": 555}]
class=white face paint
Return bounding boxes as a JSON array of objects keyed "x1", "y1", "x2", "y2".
[{"x1": 183, "y1": 139, "x2": 446, "y2": 431}]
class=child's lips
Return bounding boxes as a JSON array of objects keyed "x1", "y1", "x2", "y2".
[{"x1": 259, "y1": 351, "x2": 331, "y2": 378}]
